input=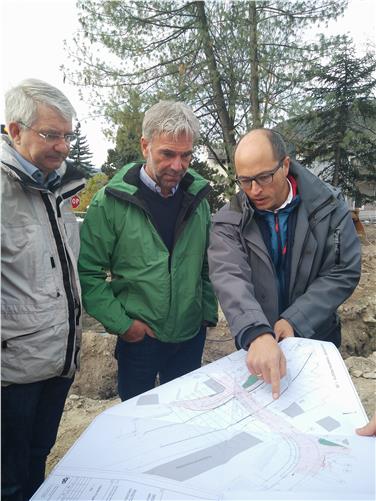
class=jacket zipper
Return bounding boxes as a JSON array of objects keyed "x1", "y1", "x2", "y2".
[
  {"x1": 173, "y1": 184, "x2": 211, "y2": 247},
  {"x1": 41, "y1": 192, "x2": 77, "y2": 376},
  {"x1": 294, "y1": 195, "x2": 336, "y2": 288},
  {"x1": 308, "y1": 196, "x2": 334, "y2": 224}
]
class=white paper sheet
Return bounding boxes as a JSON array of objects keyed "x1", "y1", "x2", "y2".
[{"x1": 32, "y1": 338, "x2": 375, "y2": 501}]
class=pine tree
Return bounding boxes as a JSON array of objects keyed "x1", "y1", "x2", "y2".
[
  {"x1": 101, "y1": 91, "x2": 144, "y2": 178},
  {"x1": 190, "y1": 158, "x2": 227, "y2": 213},
  {"x1": 280, "y1": 43, "x2": 376, "y2": 203},
  {"x1": 69, "y1": 122, "x2": 96, "y2": 178}
]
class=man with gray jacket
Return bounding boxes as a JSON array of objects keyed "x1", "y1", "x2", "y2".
[
  {"x1": 208, "y1": 129, "x2": 361, "y2": 400},
  {"x1": 1, "y1": 79, "x2": 85, "y2": 500}
]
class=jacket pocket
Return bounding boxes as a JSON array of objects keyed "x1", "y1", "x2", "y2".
[
  {"x1": 1, "y1": 321, "x2": 74, "y2": 385},
  {"x1": 334, "y1": 229, "x2": 341, "y2": 265},
  {"x1": 1, "y1": 299, "x2": 67, "y2": 339},
  {"x1": 2, "y1": 223, "x2": 58, "y2": 299}
]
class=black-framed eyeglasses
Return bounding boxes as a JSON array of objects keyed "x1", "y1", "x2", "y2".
[
  {"x1": 19, "y1": 122, "x2": 77, "y2": 144},
  {"x1": 235, "y1": 158, "x2": 285, "y2": 190}
]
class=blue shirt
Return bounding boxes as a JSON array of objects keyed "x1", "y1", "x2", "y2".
[
  {"x1": 139, "y1": 165, "x2": 179, "y2": 197},
  {"x1": 12, "y1": 147, "x2": 60, "y2": 190}
]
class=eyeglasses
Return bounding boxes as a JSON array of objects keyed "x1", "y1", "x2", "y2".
[
  {"x1": 19, "y1": 122, "x2": 77, "y2": 144},
  {"x1": 235, "y1": 158, "x2": 285, "y2": 190}
]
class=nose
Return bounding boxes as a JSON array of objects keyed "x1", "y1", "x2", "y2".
[
  {"x1": 54, "y1": 140, "x2": 70, "y2": 154},
  {"x1": 249, "y1": 180, "x2": 263, "y2": 195},
  {"x1": 171, "y1": 156, "x2": 183, "y2": 171}
]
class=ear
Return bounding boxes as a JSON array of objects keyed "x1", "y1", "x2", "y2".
[
  {"x1": 140, "y1": 137, "x2": 149, "y2": 159},
  {"x1": 7, "y1": 122, "x2": 22, "y2": 143},
  {"x1": 283, "y1": 156, "x2": 290, "y2": 177}
]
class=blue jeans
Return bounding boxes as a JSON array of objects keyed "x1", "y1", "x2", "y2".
[
  {"x1": 1, "y1": 376, "x2": 73, "y2": 501},
  {"x1": 115, "y1": 326, "x2": 206, "y2": 401}
]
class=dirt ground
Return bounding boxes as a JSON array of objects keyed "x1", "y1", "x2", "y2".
[{"x1": 46, "y1": 224, "x2": 376, "y2": 474}]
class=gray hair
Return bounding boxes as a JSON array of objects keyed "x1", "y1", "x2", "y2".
[
  {"x1": 142, "y1": 101, "x2": 200, "y2": 143},
  {"x1": 5, "y1": 78, "x2": 76, "y2": 127}
]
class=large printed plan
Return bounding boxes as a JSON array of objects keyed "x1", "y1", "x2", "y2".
[{"x1": 32, "y1": 338, "x2": 375, "y2": 501}]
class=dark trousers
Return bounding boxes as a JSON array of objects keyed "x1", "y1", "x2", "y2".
[
  {"x1": 115, "y1": 326, "x2": 206, "y2": 401},
  {"x1": 1, "y1": 376, "x2": 73, "y2": 501}
]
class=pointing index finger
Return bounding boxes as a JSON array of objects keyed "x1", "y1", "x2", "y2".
[{"x1": 270, "y1": 365, "x2": 281, "y2": 400}]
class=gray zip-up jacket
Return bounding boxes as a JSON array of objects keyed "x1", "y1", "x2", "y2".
[
  {"x1": 208, "y1": 160, "x2": 361, "y2": 349},
  {"x1": 1, "y1": 135, "x2": 85, "y2": 385}
]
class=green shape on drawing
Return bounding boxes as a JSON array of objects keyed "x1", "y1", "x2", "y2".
[
  {"x1": 243, "y1": 375, "x2": 258, "y2": 388},
  {"x1": 318, "y1": 438, "x2": 343, "y2": 447}
]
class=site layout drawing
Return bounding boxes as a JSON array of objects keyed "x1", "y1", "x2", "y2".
[{"x1": 32, "y1": 338, "x2": 375, "y2": 501}]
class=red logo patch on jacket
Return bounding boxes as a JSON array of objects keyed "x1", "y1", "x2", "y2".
[{"x1": 71, "y1": 195, "x2": 80, "y2": 209}]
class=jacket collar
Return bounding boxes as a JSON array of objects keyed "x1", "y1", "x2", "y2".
[
  {"x1": 108, "y1": 162, "x2": 209, "y2": 198},
  {"x1": 288, "y1": 160, "x2": 337, "y2": 211}
]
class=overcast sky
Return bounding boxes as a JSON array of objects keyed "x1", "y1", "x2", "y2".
[{"x1": 1, "y1": 0, "x2": 375, "y2": 167}]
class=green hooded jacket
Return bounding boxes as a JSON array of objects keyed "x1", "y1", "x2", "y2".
[{"x1": 79, "y1": 163, "x2": 218, "y2": 342}]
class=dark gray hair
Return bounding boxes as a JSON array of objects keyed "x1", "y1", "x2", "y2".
[
  {"x1": 142, "y1": 101, "x2": 200, "y2": 143},
  {"x1": 5, "y1": 78, "x2": 76, "y2": 127}
]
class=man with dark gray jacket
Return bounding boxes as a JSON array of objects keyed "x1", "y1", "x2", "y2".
[
  {"x1": 208, "y1": 129, "x2": 361, "y2": 399},
  {"x1": 1, "y1": 79, "x2": 85, "y2": 500}
]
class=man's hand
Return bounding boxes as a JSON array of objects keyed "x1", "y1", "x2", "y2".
[
  {"x1": 274, "y1": 319, "x2": 294, "y2": 342},
  {"x1": 356, "y1": 413, "x2": 376, "y2": 437},
  {"x1": 121, "y1": 320, "x2": 156, "y2": 343},
  {"x1": 246, "y1": 334, "x2": 286, "y2": 400}
]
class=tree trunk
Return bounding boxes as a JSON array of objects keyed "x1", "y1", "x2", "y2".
[
  {"x1": 249, "y1": 1, "x2": 261, "y2": 128},
  {"x1": 332, "y1": 145, "x2": 340, "y2": 186},
  {"x1": 195, "y1": 1, "x2": 237, "y2": 171}
]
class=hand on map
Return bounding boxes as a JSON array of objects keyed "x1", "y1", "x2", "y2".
[
  {"x1": 121, "y1": 319, "x2": 156, "y2": 342},
  {"x1": 247, "y1": 334, "x2": 287, "y2": 399},
  {"x1": 274, "y1": 319, "x2": 294, "y2": 341},
  {"x1": 356, "y1": 413, "x2": 376, "y2": 436}
]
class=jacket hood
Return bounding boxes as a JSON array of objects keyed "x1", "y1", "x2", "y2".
[
  {"x1": 288, "y1": 160, "x2": 340, "y2": 210},
  {"x1": 106, "y1": 162, "x2": 210, "y2": 198}
]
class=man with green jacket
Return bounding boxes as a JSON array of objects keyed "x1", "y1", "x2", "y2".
[{"x1": 79, "y1": 101, "x2": 218, "y2": 401}]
